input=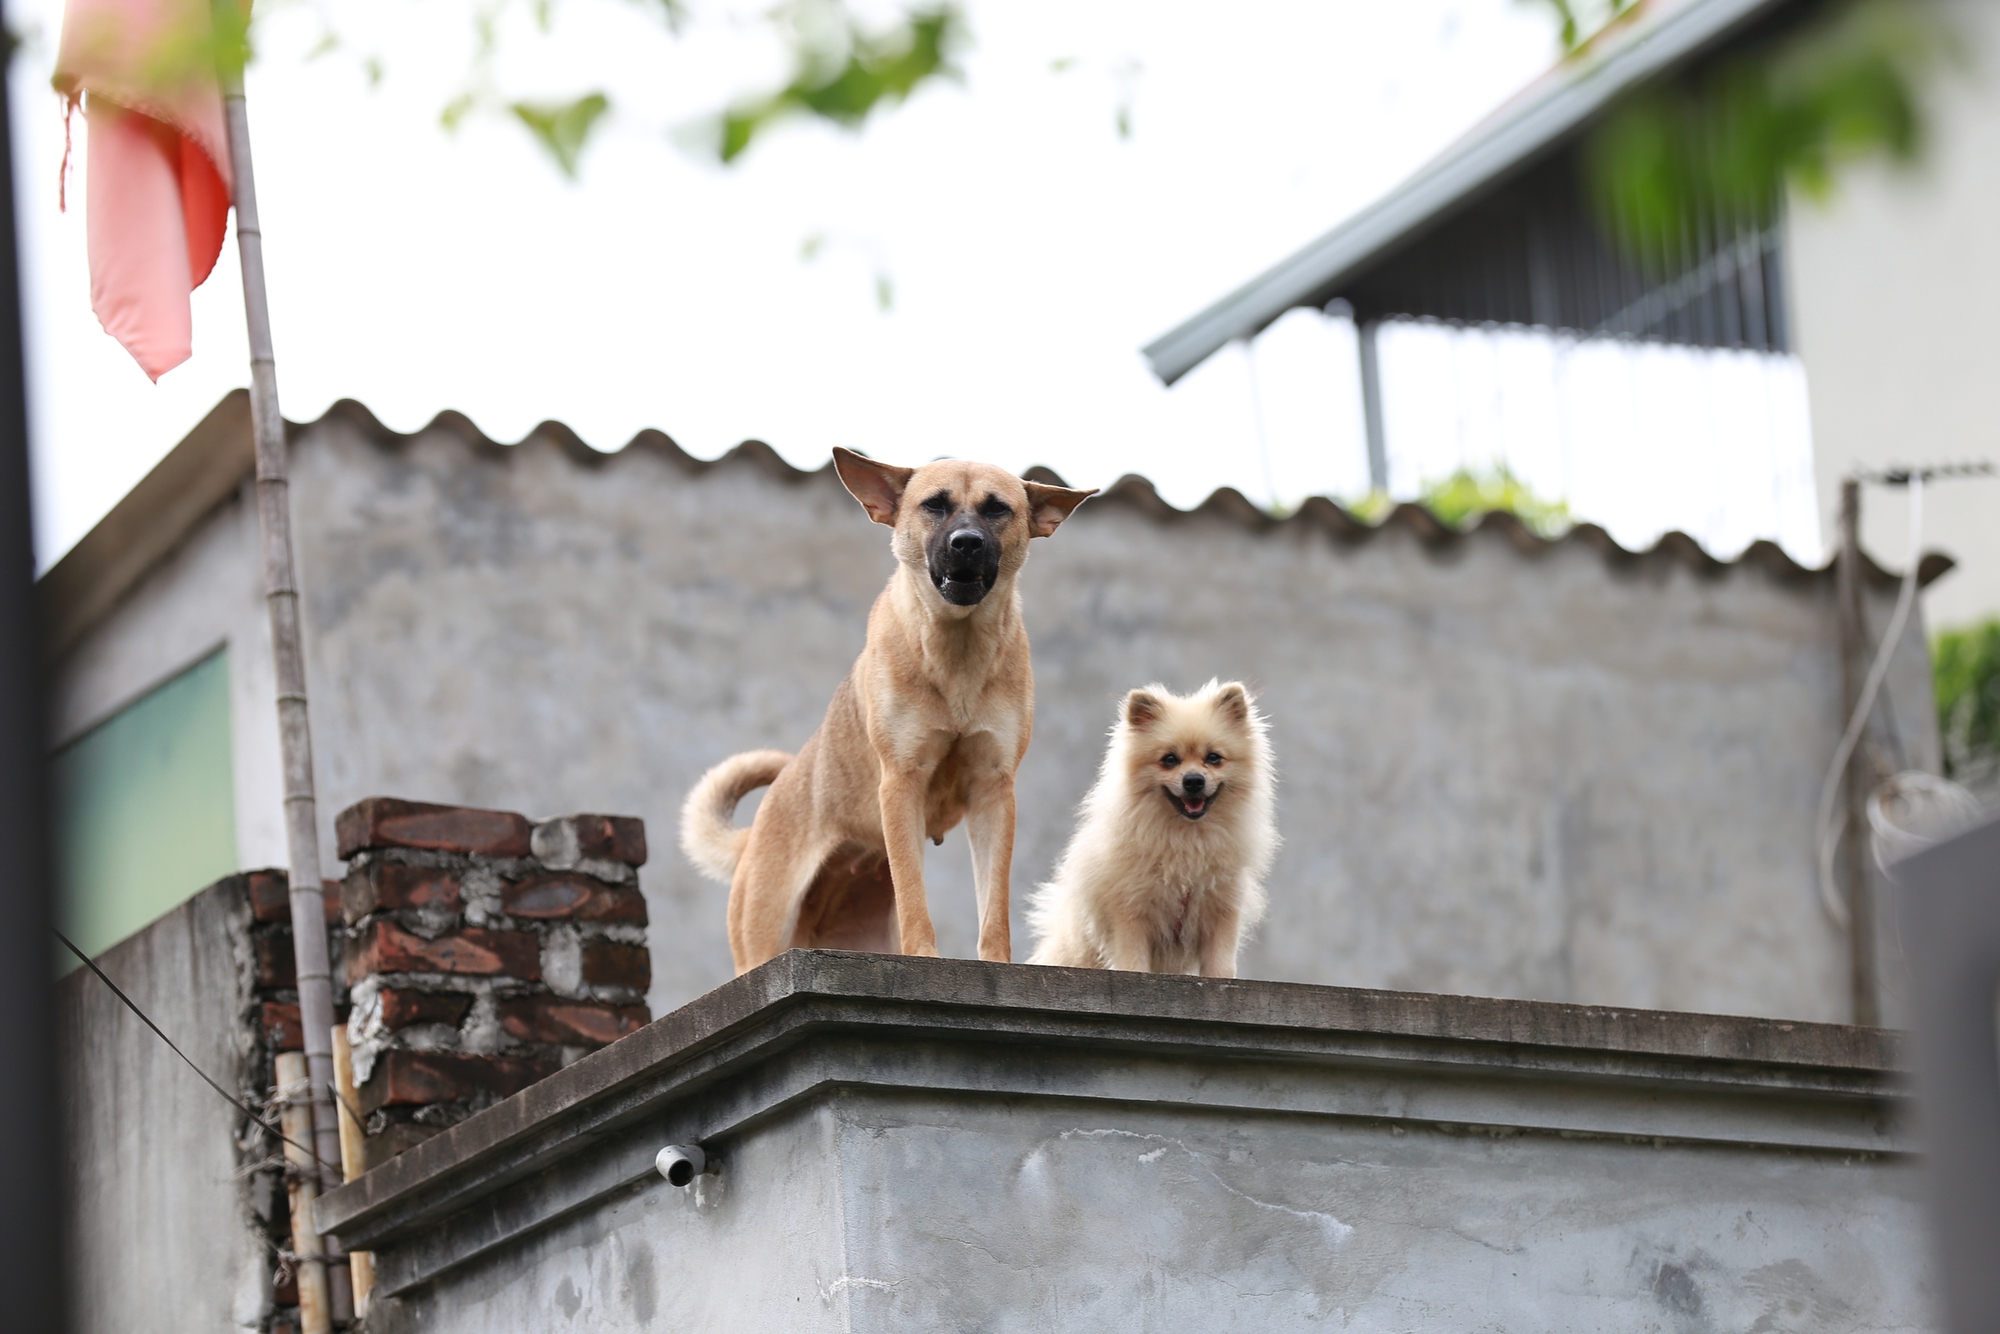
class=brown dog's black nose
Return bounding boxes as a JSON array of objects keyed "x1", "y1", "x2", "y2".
[
  {"x1": 949, "y1": 528, "x2": 985, "y2": 555},
  {"x1": 1182, "y1": 772, "x2": 1206, "y2": 795}
]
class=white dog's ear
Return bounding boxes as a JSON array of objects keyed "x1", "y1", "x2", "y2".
[
  {"x1": 1214, "y1": 682, "x2": 1252, "y2": 726},
  {"x1": 1023, "y1": 481, "x2": 1098, "y2": 538},
  {"x1": 834, "y1": 448, "x2": 916, "y2": 527},
  {"x1": 1124, "y1": 689, "x2": 1164, "y2": 730}
]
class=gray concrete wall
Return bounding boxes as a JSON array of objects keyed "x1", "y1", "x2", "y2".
[
  {"x1": 377, "y1": 1091, "x2": 1930, "y2": 1334},
  {"x1": 58, "y1": 880, "x2": 271, "y2": 1333},
  {"x1": 325, "y1": 953, "x2": 1934, "y2": 1334},
  {"x1": 47, "y1": 478, "x2": 290, "y2": 876},
  {"x1": 1789, "y1": 0, "x2": 2000, "y2": 630},
  {"x1": 51, "y1": 405, "x2": 1941, "y2": 1025}
]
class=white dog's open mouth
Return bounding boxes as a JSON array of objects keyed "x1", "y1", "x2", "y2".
[{"x1": 1164, "y1": 786, "x2": 1219, "y2": 820}]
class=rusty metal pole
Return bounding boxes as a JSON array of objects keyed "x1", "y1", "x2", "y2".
[
  {"x1": 212, "y1": 12, "x2": 352, "y2": 1324},
  {"x1": 1835, "y1": 478, "x2": 1879, "y2": 1026}
]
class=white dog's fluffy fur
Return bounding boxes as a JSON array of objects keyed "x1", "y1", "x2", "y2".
[{"x1": 1028, "y1": 680, "x2": 1277, "y2": 975}]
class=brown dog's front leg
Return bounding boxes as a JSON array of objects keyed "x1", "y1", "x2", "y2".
[
  {"x1": 879, "y1": 773, "x2": 940, "y2": 957},
  {"x1": 965, "y1": 772, "x2": 1016, "y2": 963}
]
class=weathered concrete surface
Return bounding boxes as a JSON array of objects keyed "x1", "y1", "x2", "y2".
[
  {"x1": 322, "y1": 952, "x2": 1934, "y2": 1333},
  {"x1": 59, "y1": 880, "x2": 271, "y2": 1333},
  {"x1": 49, "y1": 405, "x2": 1944, "y2": 1024}
]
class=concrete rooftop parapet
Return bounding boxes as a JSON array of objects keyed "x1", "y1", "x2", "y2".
[{"x1": 317, "y1": 951, "x2": 1913, "y2": 1318}]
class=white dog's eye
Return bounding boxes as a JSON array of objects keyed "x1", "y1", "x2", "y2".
[
  {"x1": 1161, "y1": 753, "x2": 1179, "y2": 768},
  {"x1": 1205, "y1": 751, "x2": 1223, "y2": 766}
]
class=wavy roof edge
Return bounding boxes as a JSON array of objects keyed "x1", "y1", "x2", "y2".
[{"x1": 38, "y1": 389, "x2": 1951, "y2": 661}]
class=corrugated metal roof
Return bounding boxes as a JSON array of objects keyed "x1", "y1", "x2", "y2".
[
  {"x1": 38, "y1": 390, "x2": 1948, "y2": 661},
  {"x1": 1141, "y1": 0, "x2": 1793, "y2": 384}
]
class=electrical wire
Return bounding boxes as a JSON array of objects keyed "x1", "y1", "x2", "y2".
[
  {"x1": 56, "y1": 928, "x2": 342, "y2": 1176},
  {"x1": 1814, "y1": 475, "x2": 1924, "y2": 928},
  {"x1": 1866, "y1": 771, "x2": 1985, "y2": 875}
]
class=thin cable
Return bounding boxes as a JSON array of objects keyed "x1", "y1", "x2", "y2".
[
  {"x1": 1814, "y1": 475, "x2": 1924, "y2": 927},
  {"x1": 56, "y1": 929, "x2": 340, "y2": 1176}
]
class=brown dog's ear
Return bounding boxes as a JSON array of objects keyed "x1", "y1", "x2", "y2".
[
  {"x1": 1213, "y1": 682, "x2": 1252, "y2": 726},
  {"x1": 834, "y1": 448, "x2": 916, "y2": 527},
  {"x1": 1124, "y1": 689, "x2": 1164, "y2": 730},
  {"x1": 1023, "y1": 481, "x2": 1097, "y2": 538}
]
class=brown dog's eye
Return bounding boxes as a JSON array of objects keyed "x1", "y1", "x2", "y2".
[
  {"x1": 1161, "y1": 753, "x2": 1180, "y2": 768},
  {"x1": 980, "y1": 499, "x2": 1013, "y2": 521},
  {"x1": 1205, "y1": 751, "x2": 1223, "y2": 766},
  {"x1": 921, "y1": 493, "x2": 951, "y2": 516}
]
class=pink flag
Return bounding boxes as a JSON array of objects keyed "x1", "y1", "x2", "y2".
[{"x1": 55, "y1": 0, "x2": 234, "y2": 381}]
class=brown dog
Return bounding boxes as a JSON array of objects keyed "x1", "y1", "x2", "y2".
[{"x1": 681, "y1": 449, "x2": 1094, "y2": 972}]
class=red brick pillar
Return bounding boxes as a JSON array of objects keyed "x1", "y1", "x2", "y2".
[{"x1": 334, "y1": 798, "x2": 651, "y2": 1170}]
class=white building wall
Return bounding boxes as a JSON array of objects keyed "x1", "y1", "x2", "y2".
[{"x1": 1787, "y1": 0, "x2": 2000, "y2": 631}]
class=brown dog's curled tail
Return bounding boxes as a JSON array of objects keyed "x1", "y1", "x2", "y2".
[{"x1": 680, "y1": 749, "x2": 791, "y2": 883}]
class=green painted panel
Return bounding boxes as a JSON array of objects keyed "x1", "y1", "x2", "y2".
[{"x1": 55, "y1": 649, "x2": 236, "y2": 964}]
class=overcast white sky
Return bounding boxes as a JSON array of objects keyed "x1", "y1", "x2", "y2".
[{"x1": 6, "y1": 0, "x2": 1822, "y2": 571}]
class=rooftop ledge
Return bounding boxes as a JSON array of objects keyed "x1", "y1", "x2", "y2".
[{"x1": 316, "y1": 951, "x2": 1910, "y2": 1298}]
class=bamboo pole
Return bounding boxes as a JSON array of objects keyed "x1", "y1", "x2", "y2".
[
  {"x1": 214, "y1": 15, "x2": 350, "y2": 1325},
  {"x1": 331, "y1": 1026, "x2": 376, "y2": 1319},
  {"x1": 276, "y1": 1052, "x2": 332, "y2": 1331}
]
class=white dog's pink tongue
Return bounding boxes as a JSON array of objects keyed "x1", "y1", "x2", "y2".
[{"x1": 1186, "y1": 797, "x2": 1205, "y2": 813}]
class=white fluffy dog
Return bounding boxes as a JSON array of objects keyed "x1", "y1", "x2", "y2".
[{"x1": 1028, "y1": 680, "x2": 1277, "y2": 976}]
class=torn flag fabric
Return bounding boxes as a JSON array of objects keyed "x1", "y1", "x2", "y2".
[{"x1": 55, "y1": 0, "x2": 234, "y2": 380}]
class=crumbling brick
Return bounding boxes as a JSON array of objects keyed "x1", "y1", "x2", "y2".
[
  {"x1": 255, "y1": 931, "x2": 296, "y2": 990},
  {"x1": 346, "y1": 920, "x2": 540, "y2": 983},
  {"x1": 581, "y1": 940, "x2": 651, "y2": 992},
  {"x1": 501, "y1": 873, "x2": 647, "y2": 923},
  {"x1": 336, "y1": 797, "x2": 533, "y2": 860},
  {"x1": 339, "y1": 800, "x2": 651, "y2": 1181},
  {"x1": 497, "y1": 996, "x2": 650, "y2": 1046},
  {"x1": 232, "y1": 870, "x2": 358, "y2": 1327},
  {"x1": 531, "y1": 813, "x2": 648, "y2": 867},
  {"x1": 376, "y1": 987, "x2": 475, "y2": 1032},
  {"x1": 259, "y1": 1001, "x2": 303, "y2": 1052},
  {"x1": 356, "y1": 1050, "x2": 558, "y2": 1116},
  {"x1": 247, "y1": 871, "x2": 341, "y2": 925},
  {"x1": 342, "y1": 861, "x2": 463, "y2": 923}
]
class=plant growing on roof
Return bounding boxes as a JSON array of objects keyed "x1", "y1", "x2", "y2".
[
  {"x1": 1934, "y1": 618, "x2": 2000, "y2": 793},
  {"x1": 1348, "y1": 465, "x2": 1571, "y2": 538}
]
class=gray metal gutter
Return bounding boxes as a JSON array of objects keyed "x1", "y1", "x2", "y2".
[{"x1": 1140, "y1": 0, "x2": 1791, "y2": 385}]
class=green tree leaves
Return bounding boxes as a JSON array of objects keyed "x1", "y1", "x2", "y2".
[
  {"x1": 1522, "y1": 0, "x2": 1952, "y2": 263},
  {"x1": 716, "y1": 6, "x2": 965, "y2": 163},
  {"x1": 1935, "y1": 619, "x2": 2000, "y2": 786},
  {"x1": 1520, "y1": 0, "x2": 1638, "y2": 54},
  {"x1": 1585, "y1": 0, "x2": 1947, "y2": 261},
  {"x1": 510, "y1": 93, "x2": 609, "y2": 179},
  {"x1": 430, "y1": 1, "x2": 963, "y2": 180}
]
